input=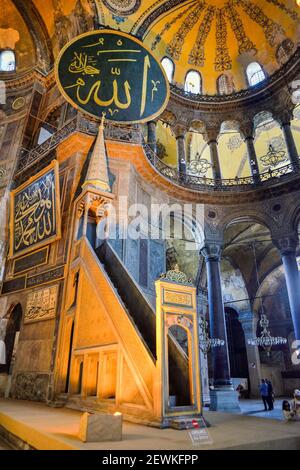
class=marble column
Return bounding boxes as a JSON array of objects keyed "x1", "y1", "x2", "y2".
[
  {"x1": 147, "y1": 120, "x2": 157, "y2": 154},
  {"x1": 173, "y1": 125, "x2": 187, "y2": 177},
  {"x1": 275, "y1": 111, "x2": 299, "y2": 169},
  {"x1": 205, "y1": 128, "x2": 221, "y2": 181},
  {"x1": 273, "y1": 235, "x2": 300, "y2": 341},
  {"x1": 240, "y1": 123, "x2": 261, "y2": 184},
  {"x1": 239, "y1": 311, "x2": 261, "y2": 398},
  {"x1": 282, "y1": 122, "x2": 299, "y2": 168},
  {"x1": 245, "y1": 136, "x2": 261, "y2": 184},
  {"x1": 201, "y1": 242, "x2": 240, "y2": 412}
]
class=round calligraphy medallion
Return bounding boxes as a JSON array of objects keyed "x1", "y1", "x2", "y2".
[
  {"x1": 55, "y1": 29, "x2": 170, "y2": 124},
  {"x1": 102, "y1": 0, "x2": 141, "y2": 16},
  {"x1": 12, "y1": 97, "x2": 26, "y2": 110}
]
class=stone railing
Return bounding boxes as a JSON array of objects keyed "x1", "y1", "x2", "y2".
[
  {"x1": 15, "y1": 114, "x2": 143, "y2": 175},
  {"x1": 15, "y1": 115, "x2": 299, "y2": 193},
  {"x1": 143, "y1": 144, "x2": 297, "y2": 193}
]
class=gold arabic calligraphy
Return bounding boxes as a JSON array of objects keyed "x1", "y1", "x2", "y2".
[
  {"x1": 64, "y1": 36, "x2": 161, "y2": 118},
  {"x1": 14, "y1": 174, "x2": 55, "y2": 251}
]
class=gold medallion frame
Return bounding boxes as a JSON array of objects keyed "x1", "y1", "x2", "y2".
[
  {"x1": 54, "y1": 29, "x2": 170, "y2": 124},
  {"x1": 9, "y1": 160, "x2": 61, "y2": 259}
]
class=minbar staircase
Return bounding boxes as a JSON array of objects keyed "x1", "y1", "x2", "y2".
[
  {"x1": 62, "y1": 238, "x2": 200, "y2": 427},
  {"x1": 95, "y1": 241, "x2": 191, "y2": 408}
]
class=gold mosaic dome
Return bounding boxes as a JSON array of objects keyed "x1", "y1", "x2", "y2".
[
  {"x1": 97, "y1": 0, "x2": 300, "y2": 94},
  {"x1": 4, "y1": 0, "x2": 299, "y2": 93}
]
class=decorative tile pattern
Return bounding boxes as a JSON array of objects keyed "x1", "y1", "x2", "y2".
[
  {"x1": 265, "y1": 0, "x2": 299, "y2": 21},
  {"x1": 151, "y1": 6, "x2": 191, "y2": 51},
  {"x1": 188, "y1": 6, "x2": 215, "y2": 67},
  {"x1": 166, "y1": 1, "x2": 207, "y2": 61},
  {"x1": 237, "y1": 0, "x2": 285, "y2": 47},
  {"x1": 215, "y1": 8, "x2": 232, "y2": 71},
  {"x1": 225, "y1": 1, "x2": 256, "y2": 54},
  {"x1": 102, "y1": 0, "x2": 141, "y2": 16}
]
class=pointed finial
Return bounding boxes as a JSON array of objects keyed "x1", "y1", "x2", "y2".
[{"x1": 82, "y1": 116, "x2": 110, "y2": 192}]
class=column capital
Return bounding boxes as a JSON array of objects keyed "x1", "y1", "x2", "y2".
[
  {"x1": 238, "y1": 311, "x2": 257, "y2": 334},
  {"x1": 200, "y1": 242, "x2": 223, "y2": 261},
  {"x1": 204, "y1": 126, "x2": 220, "y2": 144},
  {"x1": 272, "y1": 108, "x2": 294, "y2": 127},
  {"x1": 173, "y1": 124, "x2": 188, "y2": 139},
  {"x1": 272, "y1": 234, "x2": 299, "y2": 256},
  {"x1": 239, "y1": 121, "x2": 255, "y2": 140},
  {"x1": 147, "y1": 119, "x2": 158, "y2": 125}
]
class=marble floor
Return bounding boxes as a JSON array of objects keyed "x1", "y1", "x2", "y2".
[
  {"x1": 238, "y1": 398, "x2": 289, "y2": 421},
  {"x1": 0, "y1": 399, "x2": 299, "y2": 450}
]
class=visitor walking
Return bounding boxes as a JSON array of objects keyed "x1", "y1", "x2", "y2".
[
  {"x1": 266, "y1": 379, "x2": 274, "y2": 410},
  {"x1": 259, "y1": 379, "x2": 269, "y2": 411}
]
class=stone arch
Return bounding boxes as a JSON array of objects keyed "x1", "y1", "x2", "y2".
[
  {"x1": 0, "y1": 302, "x2": 22, "y2": 374},
  {"x1": 164, "y1": 206, "x2": 204, "y2": 282},
  {"x1": 219, "y1": 210, "x2": 276, "y2": 235},
  {"x1": 11, "y1": 0, "x2": 53, "y2": 71},
  {"x1": 288, "y1": 202, "x2": 300, "y2": 235}
]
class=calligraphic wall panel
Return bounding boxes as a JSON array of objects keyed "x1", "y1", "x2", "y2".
[
  {"x1": 26, "y1": 266, "x2": 65, "y2": 289},
  {"x1": 13, "y1": 247, "x2": 49, "y2": 275},
  {"x1": 1, "y1": 276, "x2": 26, "y2": 294},
  {"x1": 9, "y1": 161, "x2": 61, "y2": 259},
  {"x1": 25, "y1": 285, "x2": 58, "y2": 324},
  {"x1": 55, "y1": 30, "x2": 169, "y2": 124}
]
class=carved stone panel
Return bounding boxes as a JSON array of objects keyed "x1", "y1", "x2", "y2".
[{"x1": 24, "y1": 285, "x2": 58, "y2": 324}]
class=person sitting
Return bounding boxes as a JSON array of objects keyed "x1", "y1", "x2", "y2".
[
  {"x1": 236, "y1": 384, "x2": 245, "y2": 399},
  {"x1": 282, "y1": 400, "x2": 295, "y2": 421},
  {"x1": 291, "y1": 389, "x2": 300, "y2": 421}
]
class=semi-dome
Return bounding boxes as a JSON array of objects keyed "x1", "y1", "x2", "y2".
[{"x1": 98, "y1": 0, "x2": 300, "y2": 94}]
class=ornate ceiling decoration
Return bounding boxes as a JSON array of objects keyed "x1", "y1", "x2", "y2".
[
  {"x1": 101, "y1": 0, "x2": 141, "y2": 17},
  {"x1": 150, "y1": 0, "x2": 299, "y2": 73}
]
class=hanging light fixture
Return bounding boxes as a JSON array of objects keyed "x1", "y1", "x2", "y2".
[
  {"x1": 260, "y1": 144, "x2": 288, "y2": 168},
  {"x1": 248, "y1": 312, "x2": 287, "y2": 355},
  {"x1": 247, "y1": 243, "x2": 287, "y2": 355},
  {"x1": 187, "y1": 152, "x2": 212, "y2": 175},
  {"x1": 187, "y1": 159, "x2": 212, "y2": 175},
  {"x1": 199, "y1": 316, "x2": 225, "y2": 357}
]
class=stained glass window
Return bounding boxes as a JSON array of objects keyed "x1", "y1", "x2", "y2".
[
  {"x1": 0, "y1": 50, "x2": 16, "y2": 72},
  {"x1": 161, "y1": 57, "x2": 174, "y2": 83},
  {"x1": 246, "y1": 62, "x2": 265, "y2": 87},
  {"x1": 184, "y1": 70, "x2": 202, "y2": 94}
]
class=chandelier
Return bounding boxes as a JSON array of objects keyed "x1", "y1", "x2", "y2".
[
  {"x1": 199, "y1": 317, "x2": 225, "y2": 357},
  {"x1": 248, "y1": 314, "x2": 287, "y2": 355},
  {"x1": 260, "y1": 144, "x2": 287, "y2": 168},
  {"x1": 246, "y1": 243, "x2": 287, "y2": 354},
  {"x1": 187, "y1": 153, "x2": 212, "y2": 175}
]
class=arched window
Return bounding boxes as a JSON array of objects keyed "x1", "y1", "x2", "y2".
[
  {"x1": 0, "y1": 50, "x2": 16, "y2": 72},
  {"x1": 217, "y1": 74, "x2": 235, "y2": 95},
  {"x1": 276, "y1": 39, "x2": 294, "y2": 65},
  {"x1": 246, "y1": 62, "x2": 266, "y2": 87},
  {"x1": 161, "y1": 57, "x2": 174, "y2": 83},
  {"x1": 184, "y1": 70, "x2": 201, "y2": 94}
]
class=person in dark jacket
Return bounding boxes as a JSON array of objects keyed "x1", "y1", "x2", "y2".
[
  {"x1": 266, "y1": 379, "x2": 274, "y2": 410},
  {"x1": 259, "y1": 379, "x2": 269, "y2": 411}
]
